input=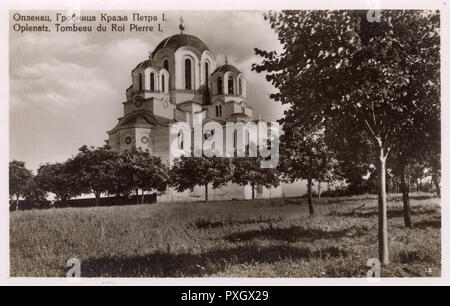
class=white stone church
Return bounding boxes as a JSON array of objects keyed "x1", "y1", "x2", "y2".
[{"x1": 106, "y1": 29, "x2": 282, "y2": 202}]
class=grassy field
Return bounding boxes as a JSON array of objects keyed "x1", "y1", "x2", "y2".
[{"x1": 10, "y1": 193, "x2": 441, "y2": 278}]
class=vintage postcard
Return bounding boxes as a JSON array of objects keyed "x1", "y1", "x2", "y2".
[{"x1": 2, "y1": 0, "x2": 449, "y2": 290}]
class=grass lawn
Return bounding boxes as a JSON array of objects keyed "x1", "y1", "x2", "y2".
[{"x1": 10, "y1": 193, "x2": 441, "y2": 278}]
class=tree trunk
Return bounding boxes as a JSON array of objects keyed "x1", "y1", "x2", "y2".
[
  {"x1": 205, "y1": 183, "x2": 209, "y2": 202},
  {"x1": 95, "y1": 192, "x2": 100, "y2": 207},
  {"x1": 317, "y1": 181, "x2": 321, "y2": 199},
  {"x1": 252, "y1": 184, "x2": 255, "y2": 200},
  {"x1": 307, "y1": 178, "x2": 314, "y2": 215},
  {"x1": 433, "y1": 174, "x2": 441, "y2": 198},
  {"x1": 377, "y1": 147, "x2": 389, "y2": 266},
  {"x1": 16, "y1": 196, "x2": 20, "y2": 212},
  {"x1": 136, "y1": 189, "x2": 140, "y2": 204},
  {"x1": 400, "y1": 165, "x2": 412, "y2": 229},
  {"x1": 141, "y1": 190, "x2": 145, "y2": 204},
  {"x1": 62, "y1": 196, "x2": 67, "y2": 207}
]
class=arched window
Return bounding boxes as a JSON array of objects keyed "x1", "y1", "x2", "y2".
[
  {"x1": 205, "y1": 62, "x2": 209, "y2": 87},
  {"x1": 139, "y1": 73, "x2": 143, "y2": 91},
  {"x1": 217, "y1": 77, "x2": 223, "y2": 95},
  {"x1": 150, "y1": 73, "x2": 155, "y2": 91},
  {"x1": 161, "y1": 75, "x2": 165, "y2": 92},
  {"x1": 228, "y1": 77, "x2": 234, "y2": 95},
  {"x1": 185, "y1": 59, "x2": 192, "y2": 90},
  {"x1": 163, "y1": 59, "x2": 169, "y2": 71},
  {"x1": 216, "y1": 105, "x2": 222, "y2": 118},
  {"x1": 178, "y1": 131, "x2": 184, "y2": 150},
  {"x1": 239, "y1": 78, "x2": 243, "y2": 96}
]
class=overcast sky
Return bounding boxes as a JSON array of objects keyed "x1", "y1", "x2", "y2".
[
  {"x1": 10, "y1": 10, "x2": 308, "y2": 196},
  {"x1": 10, "y1": 11, "x2": 289, "y2": 169}
]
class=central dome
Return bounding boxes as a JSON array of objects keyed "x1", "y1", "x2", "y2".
[{"x1": 152, "y1": 34, "x2": 210, "y2": 57}]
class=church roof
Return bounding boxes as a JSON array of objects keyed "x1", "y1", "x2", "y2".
[
  {"x1": 134, "y1": 58, "x2": 156, "y2": 71},
  {"x1": 152, "y1": 34, "x2": 210, "y2": 57},
  {"x1": 107, "y1": 110, "x2": 175, "y2": 135},
  {"x1": 213, "y1": 64, "x2": 241, "y2": 75}
]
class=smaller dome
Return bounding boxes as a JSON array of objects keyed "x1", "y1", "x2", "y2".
[
  {"x1": 133, "y1": 58, "x2": 156, "y2": 71},
  {"x1": 213, "y1": 64, "x2": 241, "y2": 75}
]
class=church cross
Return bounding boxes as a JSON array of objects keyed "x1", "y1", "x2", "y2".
[{"x1": 179, "y1": 17, "x2": 185, "y2": 34}]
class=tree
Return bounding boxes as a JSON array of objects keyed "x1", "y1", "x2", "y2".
[
  {"x1": 253, "y1": 10, "x2": 440, "y2": 265},
  {"x1": 70, "y1": 145, "x2": 118, "y2": 206},
  {"x1": 9, "y1": 160, "x2": 33, "y2": 210},
  {"x1": 388, "y1": 61, "x2": 441, "y2": 228},
  {"x1": 429, "y1": 153, "x2": 441, "y2": 198},
  {"x1": 35, "y1": 161, "x2": 79, "y2": 203},
  {"x1": 278, "y1": 123, "x2": 332, "y2": 215},
  {"x1": 113, "y1": 147, "x2": 169, "y2": 204},
  {"x1": 232, "y1": 155, "x2": 281, "y2": 200},
  {"x1": 24, "y1": 177, "x2": 48, "y2": 208},
  {"x1": 170, "y1": 153, "x2": 232, "y2": 202},
  {"x1": 325, "y1": 120, "x2": 375, "y2": 195}
]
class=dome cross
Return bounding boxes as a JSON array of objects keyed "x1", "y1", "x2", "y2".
[{"x1": 179, "y1": 17, "x2": 185, "y2": 34}]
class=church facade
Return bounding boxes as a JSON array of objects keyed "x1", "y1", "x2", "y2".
[{"x1": 106, "y1": 30, "x2": 282, "y2": 202}]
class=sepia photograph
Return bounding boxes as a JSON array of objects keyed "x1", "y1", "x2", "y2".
[{"x1": 3, "y1": 0, "x2": 449, "y2": 289}]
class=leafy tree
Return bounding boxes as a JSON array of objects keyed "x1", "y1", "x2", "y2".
[
  {"x1": 170, "y1": 153, "x2": 232, "y2": 202},
  {"x1": 35, "y1": 161, "x2": 79, "y2": 203},
  {"x1": 428, "y1": 153, "x2": 441, "y2": 198},
  {"x1": 9, "y1": 160, "x2": 33, "y2": 210},
  {"x1": 70, "y1": 145, "x2": 118, "y2": 206},
  {"x1": 24, "y1": 177, "x2": 48, "y2": 207},
  {"x1": 232, "y1": 155, "x2": 281, "y2": 200},
  {"x1": 253, "y1": 10, "x2": 440, "y2": 264},
  {"x1": 278, "y1": 124, "x2": 332, "y2": 215},
  {"x1": 388, "y1": 61, "x2": 441, "y2": 227},
  {"x1": 113, "y1": 147, "x2": 169, "y2": 204},
  {"x1": 325, "y1": 117, "x2": 375, "y2": 195}
]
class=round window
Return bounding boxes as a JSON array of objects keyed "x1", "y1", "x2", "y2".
[
  {"x1": 141, "y1": 136, "x2": 149, "y2": 144},
  {"x1": 161, "y1": 97, "x2": 169, "y2": 109},
  {"x1": 135, "y1": 97, "x2": 143, "y2": 108},
  {"x1": 125, "y1": 137, "x2": 132, "y2": 144}
]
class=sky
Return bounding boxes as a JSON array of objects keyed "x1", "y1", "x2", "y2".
[{"x1": 9, "y1": 10, "x2": 307, "y2": 196}]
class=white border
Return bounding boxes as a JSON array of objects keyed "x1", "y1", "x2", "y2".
[{"x1": 1, "y1": 0, "x2": 449, "y2": 286}]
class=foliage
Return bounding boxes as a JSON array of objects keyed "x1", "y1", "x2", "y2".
[
  {"x1": 253, "y1": 10, "x2": 440, "y2": 264},
  {"x1": 278, "y1": 124, "x2": 334, "y2": 214},
  {"x1": 232, "y1": 155, "x2": 281, "y2": 199},
  {"x1": 70, "y1": 145, "x2": 118, "y2": 201},
  {"x1": 9, "y1": 160, "x2": 34, "y2": 202},
  {"x1": 35, "y1": 161, "x2": 79, "y2": 202},
  {"x1": 170, "y1": 153, "x2": 232, "y2": 201},
  {"x1": 113, "y1": 147, "x2": 169, "y2": 197}
]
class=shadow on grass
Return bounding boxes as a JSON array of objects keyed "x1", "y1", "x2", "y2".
[
  {"x1": 80, "y1": 245, "x2": 348, "y2": 277},
  {"x1": 225, "y1": 225, "x2": 369, "y2": 243},
  {"x1": 413, "y1": 219, "x2": 441, "y2": 229},
  {"x1": 325, "y1": 194, "x2": 435, "y2": 204},
  {"x1": 329, "y1": 208, "x2": 438, "y2": 219},
  {"x1": 193, "y1": 216, "x2": 284, "y2": 229}
]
